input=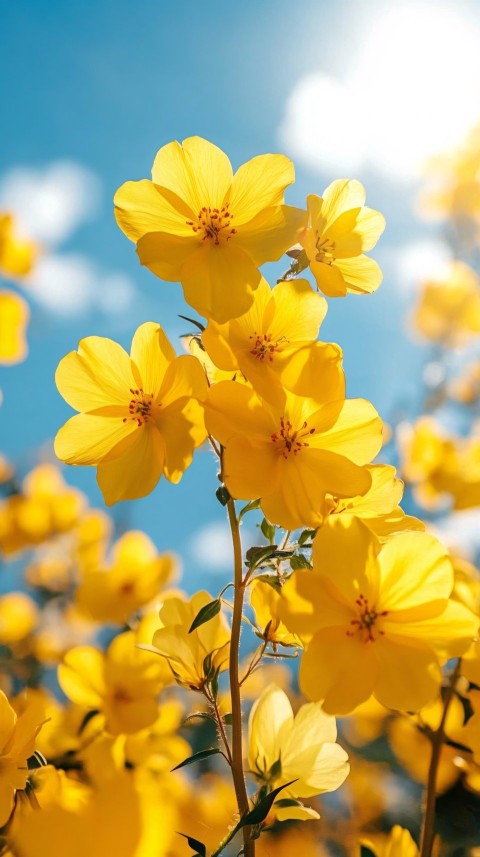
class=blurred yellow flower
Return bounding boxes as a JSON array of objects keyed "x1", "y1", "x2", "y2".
[
  {"x1": 249, "y1": 580, "x2": 301, "y2": 648},
  {"x1": 248, "y1": 684, "x2": 349, "y2": 821},
  {"x1": 297, "y1": 180, "x2": 385, "y2": 297},
  {"x1": 0, "y1": 690, "x2": 46, "y2": 826},
  {"x1": 412, "y1": 261, "x2": 480, "y2": 345},
  {"x1": 54, "y1": 322, "x2": 207, "y2": 505},
  {"x1": 76, "y1": 530, "x2": 177, "y2": 624},
  {"x1": 151, "y1": 591, "x2": 230, "y2": 691},
  {"x1": 0, "y1": 212, "x2": 36, "y2": 278},
  {"x1": 0, "y1": 592, "x2": 39, "y2": 645},
  {"x1": 205, "y1": 381, "x2": 382, "y2": 529},
  {"x1": 202, "y1": 277, "x2": 342, "y2": 401},
  {"x1": 58, "y1": 629, "x2": 170, "y2": 734},
  {"x1": 114, "y1": 136, "x2": 306, "y2": 323},
  {"x1": 0, "y1": 289, "x2": 30, "y2": 365},
  {"x1": 362, "y1": 826, "x2": 419, "y2": 857},
  {"x1": 279, "y1": 517, "x2": 478, "y2": 714}
]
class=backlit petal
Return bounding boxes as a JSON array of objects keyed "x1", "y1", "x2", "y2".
[
  {"x1": 180, "y1": 242, "x2": 261, "y2": 323},
  {"x1": 229, "y1": 154, "x2": 295, "y2": 224},
  {"x1": 55, "y1": 414, "x2": 137, "y2": 465},
  {"x1": 334, "y1": 255, "x2": 383, "y2": 294},
  {"x1": 235, "y1": 205, "x2": 307, "y2": 266},
  {"x1": 114, "y1": 180, "x2": 192, "y2": 241},
  {"x1": 300, "y1": 628, "x2": 377, "y2": 714},
  {"x1": 130, "y1": 322, "x2": 175, "y2": 397},
  {"x1": 96, "y1": 425, "x2": 165, "y2": 505},
  {"x1": 374, "y1": 635, "x2": 441, "y2": 711}
]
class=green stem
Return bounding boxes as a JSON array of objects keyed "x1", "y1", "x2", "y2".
[
  {"x1": 226, "y1": 496, "x2": 254, "y2": 857},
  {"x1": 420, "y1": 660, "x2": 461, "y2": 857}
]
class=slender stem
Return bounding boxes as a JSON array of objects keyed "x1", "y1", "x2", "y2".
[
  {"x1": 207, "y1": 689, "x2": 233, "y2": 767},
  {"x1": 226, "y1": 496, "x2": 255, "y2": 857},
  {"x1": 420, "y1": 660, "x2": 461, "y2": 857}
]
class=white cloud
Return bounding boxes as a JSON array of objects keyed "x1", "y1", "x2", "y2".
[
  {"x1": 189, "y1": 520, "x2": 256, "y2": 572},
  {"x1": 279, "y1": 4, "x2": 480, "y2": 178},
  {"x1": 0, "y1": 161, "x2": 101, "y2": 246},
  {"x1": 431, "y1": 508, "x2": 480, "y2": 560},
  {"x1": 27, "y1": 253, "x2": 136, "y2": 317},
  {"x1": 393, "y1": 239, "x2": 452, "y2": 294}
]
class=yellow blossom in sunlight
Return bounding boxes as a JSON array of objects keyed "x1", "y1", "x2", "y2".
[
  {"x1": 202, "y1": 277, "x2": 343, "y2": 401},
  {"x1": 58, "y1": 628, "x2": 171, "y2": 734},
  {"x1": 388, "y1": 695, "x2": 465, "y2": 794},
  {"x1": 183, "y1": 334, "x2": 248, "y2": 385},
  {"x1": 420, "y1": 123, "x2": 480, "y2": 225},
  {"x1": 151, "y1": 591, "x2": 230, "y2": 690},
  {"x1": 279, "y1": 517, "x2": 478, "y2": 714},
  {"x1": 54, "y1": 322, "x2": 207, "y2": 505},
  {"x1": 249, "y1": 580, "x2": 301, "y2": 648},
  {"x1": 451, "y1": 554, "x2": 480, "y2": 615},
  {"x1": 26, "y1": 553, "x2": 73, "y2": 593},
  {"x1": 362, "y1": 826, "x2": 419, "y2": 857},
  {"x1": 205, "y1": 381, "x2": 382, "y2": 530},
  {"x1": 296, "y1": 180, "x2": 385, "y2": 297},
  {"x1": 114, "y1": 136, "x2": 306, "y2": 323},
  {"x1": 0, "y1": 213, "x2": 36, "y2": 278},
  {"x1": 74, "y1": 508, "x2": 112, "y2": 570},
  {"x1": 248, "y1": 684, "x2": 349, "y2": 821},
  {"x1": 321, "y1": 464, "x2": 424, "y2": 538},
  {"x1": 0, "y1": 289, "x2": 30, "y2": 365},
  {"x1": 0, "y1": 690, "x2": 46, "y2": 826},
  {"x1": 412, "y1": 261, "x2": 480, "y2": 345},
  {"x1": 462, "y1": 638, "x2": 480, "y2": 687},
  {"x1": 76, "y1": 530, "x2": 177, "y2": 624},
  {"x1": 0, "y1": 592, "x2": 39, "y2": 645}
]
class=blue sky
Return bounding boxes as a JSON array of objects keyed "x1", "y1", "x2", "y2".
[{"x1": 2, "y1": 0, "x2": 480, "y2": 584}]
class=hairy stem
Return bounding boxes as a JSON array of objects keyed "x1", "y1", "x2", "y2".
[
  {"x1": 420, "y1": 659, "x2": 461, "y2": 857},
  {"x1": 226, "y1": 496, "x2": 254, "y2": 857}
]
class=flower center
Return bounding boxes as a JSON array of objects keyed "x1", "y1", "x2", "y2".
[
  {"x1": 347, "y1": 593, "x2": 388, "y2": 643},
  {"x1": 123, "y1": 388, "x2": 156, "y2": 427},
  {"x1": 315, "y1": 234, "x2": 336, "y2": 263},
  {"x1": 187, "y1": 205, "x2": 237, "y2": 245},
  {"x1": 249, "y1": 332, "x2": 283, "y2": 362},
  {"x1": 271, "y1": 417, "x2": 316, "y2": 459}
]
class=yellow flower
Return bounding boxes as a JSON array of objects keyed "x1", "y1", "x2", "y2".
[
  {"x1": 321, "y1": 464, "x2": 424, "y2": 538},
  {"x1": 0, "y1": 289, "x2": 29, "y2": 365},
  {"x1": 54, "y1": 322, "x2": 207, "y2": 505},
  {"x1": 248, "y1": 684, "x2": 349, "y2": 821},
  {"x1": 183, "y1": 334, "x2": 248, "y2": 386},
  {"x1": 0, "y1": 690, "x2": 46, "y2": 826},
  {"x1": 279, "y1": 517, "x2": 478, "y2": 714},
  {"x1": 76, "y1": 530, "x2": 177, "y2": 624},
  {"x1": 58, "y1": 629, "x2": 171, "y2": 734},
  {"x1": 205, "y1": 381, "x2": 382, "y2": 529},
  {"x1": 249, "y1": 580, "x2": 301, "y2": 648},
  {"x1": 297, "y1": 180, "x2": 385, "y2": 297},
  {"x1": 0, "y1": 592, "x2": 39, "y2": 645},
  {"x1": 114, "y1": 136, "x2": 306, "y2": 322},
  {"x1": 0, "y1": 213, "x2": 36, "y2": 279},
  {"x1": 412, "y1": 261, "x2": 480, "y2": 345},
  {"x1": 362, "y1": 826, "x2": 419, "y2": 857},
  {"x1": 202, "y1": 277, "x2": 342, "y2": 401},
  {"x1": 420, "y1": 123, "x2": 480, "y2": 225},
  {"x1": 151, "y1": 591, "x2": 230, "y2": 690}
]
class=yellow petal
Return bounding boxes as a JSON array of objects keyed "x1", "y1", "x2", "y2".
[
  {"x1": 96, "y1": 424, "x2": 165, "y2": 504},
  {"x1": 377, "y1": 532, "x2": 453, "y2": 615},
  {"x1": 373, "y1": 636, "x2": 441, "y2": 711},
  {"x1": 277, "y1": 342, "x2": 344, "y2": 400},
  {"x1": 157, "y1": 354, "x2": 208, "y2": 407},
  {"x1": 136, "y1": 230, "x2": 199, "y2": 281},
  {"x1": 223, "y1": 435, "x2": 281, "y2": 499},
  {"x1": 0, "y1": 290, "x2": 29, "y2": 365},
  {"x1": 312, "y1": 398, "x2": 383, "y2": 464},
  {"x1": 55, "y1": 414, "x2": 137, "y2": 465},
  {"x1": 270, "y1": 278, "x2": 327, "y2": 341},
  {"x1": 130, "y1": 322, "x2": 175, "y2": 397},
  {"x1": 300, "y1": 628, "x2": 377, "y2": 714},
  {"x1": 325, "y1": 207, "x2": 385, "y2": 256},
  {"x1": 180, "y1": 242, "x2": 261, "y2": 323},
  {"x1": 318, "y1": 180, "x2": 367, "y2": 226},
  {"x1": 157, "y1": 399, "x2": 206, "y2": 483},
  {"x1": 229, "y1": 154, "x2": 295, "y2": 224},
  {"x1": 279, "y1": 571, "x2": 353, "y2": 639},
  {"x1": 235, "y1": 204, "x2": 306, "y2": 267},
  {"x1": 334, "y1": 255, "x2": 383, "y2": 294},
  {"x1": 388, "y1": 599, "x2": 479, "y2": 660},
  {"x1": 114, "y1": 179, "x2": 193, "y2": 241},
  {"x1": 152, "y1": 136, "x2": 233, "y2": 210},
  {"x1": 205, "y1": 381, "x2": 274, "y2": 444},
  {"x1": 312, "y1": 517, "x2": 381, "y2": 606},
  {"x1": 55, "y1": 336, "x2": 137, "y2": 412},
  {"x1": 248, "y1": 684, "x2": 294, "y2": 776},
  {"x1": 58, "y1": 647, "x2": 106, "y2": 706},
  {"x1": 309, "y1": 260, "x2": 348, "y2": 297}
]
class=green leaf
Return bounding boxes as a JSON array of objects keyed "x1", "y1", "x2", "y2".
[
  {"x1": 238, "y1": 498, "x2": 261, "y2": 520},
  {"x1": 216, "y1": 485, "x2": 231, "y2": 506},
  {"x1": 274, "y1": 798, "x2": 303, "y2": 808},
  {"x1": 171, "y1": 747, "x2": 222, "y2": 772},
  {"x1": 178, "y1": 314, "x2": 205, "y2": 333},
  {"x1": 253, "y1": 573, "x2": 283, "y2": 593},
  {"x1": 177, "y1": 832, "x2": 207, "y2": 857},
  {"x1": 360, "y1": 847, "x2": 377, "y2": 857},
  {"x1": 298, "y1": 528, "x2": 317, "y2": 547},
  {"x1": 290, "y1": 554, "x2": 312, "y2": 570},
  {"x1": 260, "y1": 517, "x2": 276, "y2": 543},
  {"x1": 183, "y1": 712, "x2": 217, "y2": 726},
  {"x1": 189, "y1": 599, "x2": 221, "y2": 633},
  {"x1": 240, "y1": 780, "x2": 297, "y2": 826},
  {"x1": 245, "y1": 544, "x2": 278, "y2": 569},
  {"x1": 223, "y1": 712, "x2": 233, "y2": 726}
]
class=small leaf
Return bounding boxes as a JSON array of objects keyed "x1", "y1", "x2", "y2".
[
  {"x1": 290, "y1": 554, "x2": 312, "y2": 570},
  {"x1": 253, "y1": 573, "x2": 283, "y2": 593},
  {"x1": 223, "y1": 712, "x2": 233, "y2": 726},
  {"x1": 177, "y1": 832, "x2": 207, "y2": 857},
  {"x1": 260, "y1": 517, "x2": 276, "y2": 543},
  {"x1": 274, "y1": 798, "x2": 303, "y2": 808},
  {"x1": 216, "y1": 485, "x2": 231, "y2": 506},
  {"x1": 298, "y1": 528, "x2": 317, "y2": 547},
  {"x1": 245, "y1": 544, "x2": 278, "y2": 570},
  {"x1": 240, "y1": 780, "x2": 297, "y2": 826},
  {"x1": 238, "y1": 498, "x2": 261, "y2": 520},
  {"x1": 183, "y1": 712, "x2": 217, "y2": 726},
  {"x1": 189, "y1": 599, "x2": 221, "y2": 633},
  {"x1": 171, "y1": 747, "x2": 222, "y2": 772},
  {"x1": 178, "y1": 314, "x2": 205, "y2": 333}
]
